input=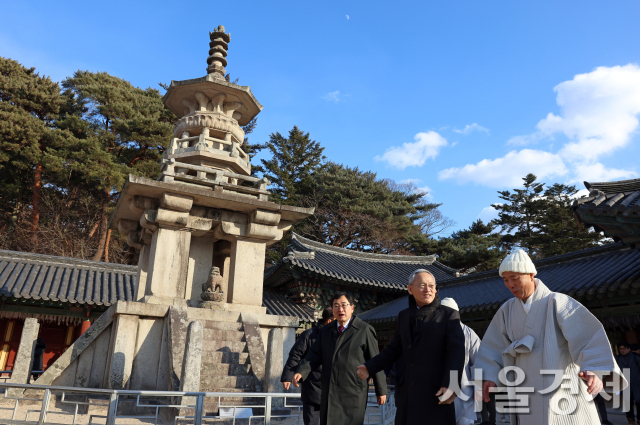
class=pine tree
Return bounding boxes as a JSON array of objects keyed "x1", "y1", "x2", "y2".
[
  {"x1": 490, "y1": 174, "x2": 606, "y2": 259},
  {"x1": 428, "y1": 220, "x2": 504, "y2": 273},
  {"x1": 0, "y1": 57, "x2": 74, "y2": 243},
  {"x1": 536, "y1": 183, "x2": 606, "y2": 256},
  {"x1": 261, "y1": 126, "x2": 326, "y2": 205},
  {"x1": 299, "y1": 163, "x2": 437, "y2": 253},
  {"x1": 62, "y1": 71, "x2": 175, "y2": 260},
  {"x1": 490, "y1": 173, "x2": 546, "y2": 257}
]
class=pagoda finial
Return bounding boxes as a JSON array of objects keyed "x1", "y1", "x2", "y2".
[{"x1": 207, "y1": 26, "x2": 231, "y2": 77}]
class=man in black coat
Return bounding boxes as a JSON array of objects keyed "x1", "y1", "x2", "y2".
[
  {"x1": 281, "y1": 307, "x2": 334, "y2": 425},
  {"x1": 357, "y1": 269, "x2": 465, "y2": 425},
  {"x1": 293, "y1": 291, "x2": 387, "y2": 425}
]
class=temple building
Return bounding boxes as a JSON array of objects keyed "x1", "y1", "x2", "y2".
[
  {"x1": 0, "y1": 249, "x2": 314, "y2": 374},
  {"x1": 572, "y1": 178, "x2": 640, "y2": 247},
  {"x1": 360, "y1": 242, "x2": 640, "y2": 349},
  {"x1": 263, "y1": 233, "x2": 459, "y2": 320}
]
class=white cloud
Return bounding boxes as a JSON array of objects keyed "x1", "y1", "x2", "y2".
[
  {"x1": 453, "y1": 123, "x2": 490, "y2": 135},
  {"x1": 510, "y1": 64, "x2": 640, "y2": 162},
  {"x1": 446, "y1": 64, "x2": 640, "y2": 188},
  {"x1": 438, "y1": 149, "x2": 568, "y2": 188},
  {"x1": 375, "y1": 131, "x2": 448, "y2": 169},
  {"x1": 322, "y1": 90, "x2": 342, "y2": 103},
  {"x1": 478, "y1": 205, "x2": 500, "y2": 224},
  {"x1": 416, "y1": 185, "x2": 434, "y2": 200},
  {"x1": 569, "y1": 162, "x2": 636, "y2": 184}
]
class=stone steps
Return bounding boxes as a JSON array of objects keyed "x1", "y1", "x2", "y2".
[
  {"x1": 202, "y1": 362, "x2": 251, "y2": 376},
  {"x1": 203, "y1": 328, "x2": 246, "y2": 342},
  {"x1": 201, "y1": 375, "x2": 254, "y2": 390},
  {"x1": 204, "y1": 351, "x2": 250, "y2": 365},
  {"x1": 203, "y1": 321, "x2": 243, "y2": 332},
  {"x1": 203, "y1": 339, "x2": 248, "y2": 353}
]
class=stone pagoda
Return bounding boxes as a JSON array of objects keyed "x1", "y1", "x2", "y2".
[
  {"x1": 110, "y1": 25, "x2": 313, "y2": 312},
  {"x1": 30, "y1": 26, "x2": 314, "y2": 417}
]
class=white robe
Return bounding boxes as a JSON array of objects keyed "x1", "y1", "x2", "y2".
[
  {"x1": 455, "y1": 323, "x2": 480, "y2": 425},
  {"x1": 474, "y1": 279, "x2": 627, "y2": 425}
]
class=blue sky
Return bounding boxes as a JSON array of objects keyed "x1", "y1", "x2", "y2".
[{"x1": 3, "y1": 0, "x2": 640, "y2": 235}]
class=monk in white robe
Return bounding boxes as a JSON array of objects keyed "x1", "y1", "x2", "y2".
[
  {"x1": 474, "y1": 249, "x2": 627, "y2": 425},
  {"x1": 442, "y1": 297, "x2": 481, "y2": 425}
]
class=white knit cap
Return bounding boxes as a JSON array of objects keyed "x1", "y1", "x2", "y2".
[
  {"x1": 498, "y1": 249, "x2": 537, "y2": 277},
  {"x1": 440, "y1": 297, "x2": 459, "y2": 311}
]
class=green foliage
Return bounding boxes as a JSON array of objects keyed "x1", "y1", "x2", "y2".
[
  {"x1": 62, "y1": 71, "x2": 176, "y2": 189},
  {"x1": 0, "y1": 57, "x2": 74, "y2": 226},
  {"x1": 261, "y1": 126, "x2": 326, "y2": 205},
  {"x1": 491, "y1": 174, "x2": 606, "y2": 259},
  {"x1": 424, "y1": 220, "x2": 504, "y2": 273},
  {"x1": 298, "y1": 163, "x2": 441, "y2": 253}
]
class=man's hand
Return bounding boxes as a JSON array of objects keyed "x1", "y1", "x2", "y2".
[
  {"x1": 292, "y1": 373, "x2": 302, "y2": 387},
  {"x1": 482, "y1": 380, "x2": 496, "y2": 403},
  {"x1": 436, "y1": 387, "x2": 456, "y2": 404},
  {"x1": 377, "y1": 395, "x2": 386, "y2": 405},
  {"x1": 282, "y1": 381, "x2": 291, "y2": 390},
  {"x1": 356, "y1": 365, "x2": 369, "y2": 380},
  {"x1": 579, "y1": 371, "x2": 603, "y2": 395}
]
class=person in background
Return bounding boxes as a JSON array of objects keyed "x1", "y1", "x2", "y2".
[
  {"x1": 631, "y1": 343, "x2": 640, "y2": 355},
  {"x1": 30, "y1": 336, "x2": 46, "y2": 382},
  {"x1": 281, "y1": 307, "x2": 334, "y2": 425},
  {"x1": 616, "y1": 341, "x2": 640, "y2": 425},
  {"x1": 293, "y1": 291, "x2": 387, "y2": 425},
  {"x1": 355, "y1": 269, "x2": 465, "y2": 425},
  {"x1": 440, "y1": 297, "x2": 480, "y2": 425},
  {"x1": 594, "y1": 392, "x2": 613, "y2": 425}
]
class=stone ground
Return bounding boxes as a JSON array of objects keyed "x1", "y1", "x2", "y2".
[{"x1": 0, "y1": 395, "x2": 633, "y2": 424}]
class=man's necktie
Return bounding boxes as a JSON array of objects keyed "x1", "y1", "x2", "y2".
[{"x1": 338, "y1": 325, "x2": 345, "y2": 334}]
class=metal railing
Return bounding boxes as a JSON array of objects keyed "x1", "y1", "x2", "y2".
[{"x1": 0, "y1": 383, "x2": 396, "y2": 425}]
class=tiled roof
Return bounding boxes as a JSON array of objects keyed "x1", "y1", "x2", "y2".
[
  {"x1": 264, "y1": 233, "x2": 458, "y2": 291},
  {"x1": 0, "y1": 249, "x2": 316, "y2": 322},
  {"x1": 262, "y1": 291, "x2": 316, "y2": 323},
  {"x1": 0, "y1": 249, "x2": 137, "y2": 306},
  {"x1": 572, "y1": 179, "x2": 640, "y2": 246},
  {"x1": 359, "y1": 243, "x2": 640, "y2": 323}
]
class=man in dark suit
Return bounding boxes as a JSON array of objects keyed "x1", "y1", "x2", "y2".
[
  {"x1": 293, "y1": 291, "x2": 387, "y2": 425},
  {"x1": 356, "y1": 269, "x2": 465, "y2": 425},
  {"x1": 281, "y1": 307, "x2": 334, "y2": 425}
]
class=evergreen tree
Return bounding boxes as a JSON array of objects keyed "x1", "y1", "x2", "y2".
[
  {"x1": 0, "y1": 57, "x2": 74, "y2": 243},
  {"x1": 490, "y1": 173, "x2": 546, "y2": 257},
  {"x1": 261, "y1": 126, "x2": 326, "y2": 205},
  {"x1": 298, "y1": 163, "x2": 438, "y2": 253},
  {"x1": 490, "y1": 174, "x2": 606, "y2": 259},
  {"x1": 427, "y1": 220, "x2": 504, "y2": 273},
  {"x1": 536, "y1": 183, "x2": 606, "y2": 256},
  {"x1": 62, "y1": 71, "x2": 175, "y2": 260}
]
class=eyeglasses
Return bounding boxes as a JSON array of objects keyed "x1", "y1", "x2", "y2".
[
  {"x1": 332, "y1": 303, "x2": 351, "y2": 310},
  {"x1": 412, "y1": 284, "x2": 436, "y2": 291}
]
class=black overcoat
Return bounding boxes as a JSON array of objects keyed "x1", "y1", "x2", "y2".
[
  {"x1": 297, "y1": 315, "x2": 387, "y2": 425},
  {"x1": 281, "y1": 324, "x2": 323, "y2": 405},
  {"x1": 364, "y1": 295, "x2": 465, "y2": 425}
]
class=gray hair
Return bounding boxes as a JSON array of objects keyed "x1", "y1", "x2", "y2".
[{"x1": 408, "y1": 269, "x2": 436, "y2": 285}]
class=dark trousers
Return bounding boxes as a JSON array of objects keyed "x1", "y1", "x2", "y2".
[
  {"x1": 595, "y1": 394, "x2": 610, "y2": 423},
  {"x1": 302, "y1": 402, "x2": 320, "y2": 425},
  {"x1": 627, "y1": 390, "x2": 640, "y2": 421},
  {"x1": 481, "y1": 392, "x2": 496, "y2": 424}
]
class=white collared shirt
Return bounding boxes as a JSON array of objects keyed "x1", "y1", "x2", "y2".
[{"x1": 338, "y1": 317, "x2": 352, "y2": 331}]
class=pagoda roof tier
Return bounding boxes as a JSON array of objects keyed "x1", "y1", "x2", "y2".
[
  {"x1": 572, "y1": 178, "x2": 640, "y2": 246},
  {"x1": 264, "y1": 233, "x2": 458, "y2": 292},
  {"x1": 162, "y1": 75, "x2": 263, "y2": 126}
]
